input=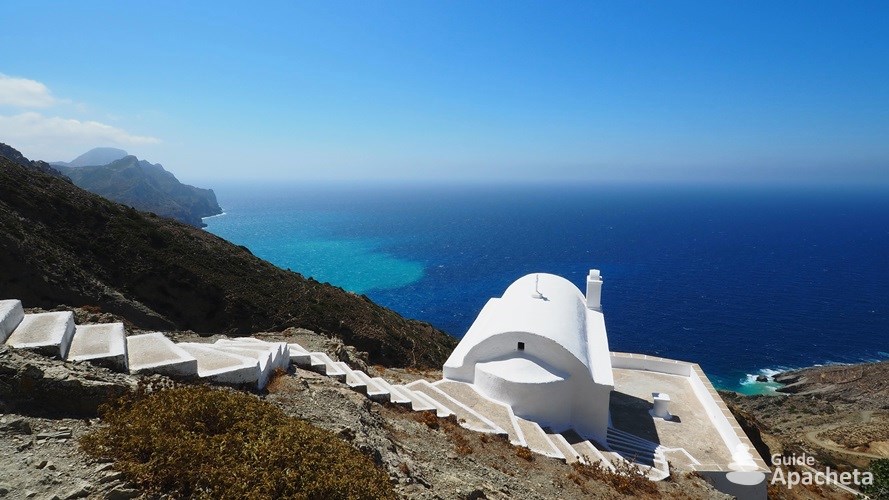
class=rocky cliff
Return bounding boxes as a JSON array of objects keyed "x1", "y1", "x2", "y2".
[{"x1": 52, "y1": 152, "x2": 222, "y2": 228}]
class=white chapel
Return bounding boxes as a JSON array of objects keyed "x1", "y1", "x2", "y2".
[{"x1": 443, "y1": 270, "x2": 614, "y2": 442}]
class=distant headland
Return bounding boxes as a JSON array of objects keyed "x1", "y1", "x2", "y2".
[{"x1": 51, "y1": 147, "x2": 222, "y2": 227}]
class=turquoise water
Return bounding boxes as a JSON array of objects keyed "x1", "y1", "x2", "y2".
[{"x1": 204, "y1": 190, "x2": 424, "y2": 293}]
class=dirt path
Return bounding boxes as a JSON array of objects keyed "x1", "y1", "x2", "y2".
[{"x1": 805, "y1": 426, "x2": 885, "y2": 460}]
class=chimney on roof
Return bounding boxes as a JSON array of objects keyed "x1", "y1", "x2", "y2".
[{"x1": 586, "y1": 269, "x2": 603, "y2": 311}]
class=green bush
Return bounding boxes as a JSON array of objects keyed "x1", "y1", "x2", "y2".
[
  {"x1": 864, "y1": 459, "x2": 889, "y2": 499},
  {"x1": 80, "y1": 384, "x2": 394, "y2": 499}
]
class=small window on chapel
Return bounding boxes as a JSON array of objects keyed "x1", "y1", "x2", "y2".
[{"x1": 517, "y1": 342, "x2": 525, "y2": 351}]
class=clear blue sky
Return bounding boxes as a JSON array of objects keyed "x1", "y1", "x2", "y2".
[{"x1": 1, "y1": 1, "x2": 887, "y2": 184}]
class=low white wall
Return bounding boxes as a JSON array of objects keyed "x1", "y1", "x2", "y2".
[
  {"x1": 688, "y1": 368, "x2": 741, "y2": 453},
  {"x1": 609, "y1": 352, "x2": 692, "y2": 376},
  {"x1": 572, "y1": 382, "x2": 612, "y2": 443},
  {"x1": 476, "y1": 364, "x2": 573, "y2": 431},
  {"x1": 609, "y1": 351, "x2": 768, "y2": 471}
]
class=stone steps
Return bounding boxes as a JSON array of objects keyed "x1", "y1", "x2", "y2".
[
  {"x1": 606, "y1": 428, "x2": 665, "y2": 464},
  {"x1": 545, "y1": 431, "x2": 582, "y2": 463},
  {"x1": 66, "y1": 323, "x2": 128, "y2": 370},
  {"x1": 393, "y1": 384, "x2": 439, "y2": 412},
  {"x1": 287, "y1": 342, "x2": 316, "y2": 367},
  {"x1": 562, "y1": 430, "x2": 615, "y2": 468},
  {"x1": 215, "y1": 339, "x2": 289, "y2": 371},
  {"x1": 607, "y1": 435, "x2": 660, "y2": 457},
  {"x1": 514, "y1": 416, "x2": 564, "y2": 459},
  {"x1": 178, "y1": 343, "x2": 262, "y2": 388},
  {"x1": 372, "y1": 377, "x2": 411, "y2": 405},
  {"x1": 126, "y1": 333, "x2": 198, "y2": 376},
  {"x1": 349, "y1": 369, "x2": 390, "y2": 401},
  {"x1": 289, "y1": 346, "x2": 326, "y2": 372},
  {"x1": 5, "y1": 311, "x2": 76, "y2": 359},
  {"x1": 309, "y1": 352, "x2": 347, "y2": 381},
  {"x1": 402, "y1": 386, "x2": 454, "y2": 418},
  {"x1": 433, "y1": 380, "x2": 525, "y2": 446},
  {"x1": 574, "y1": 440, "x2": 616, "y2": 469},
  {"x1": 0, "y1": 299, "x2": 24, "y2": 343},
  {"x1": 607, "y1": 427, "x2": 660, "y2": 447},
  {"x1": 605, "y1": 428, "x2": 670, "y2": 480},
  {"x1": 332, "y1": 361, "x2": 368, "y2": 393},
  {"x1": 406, "y1": 379, "x2": 506, "y2": 435}
]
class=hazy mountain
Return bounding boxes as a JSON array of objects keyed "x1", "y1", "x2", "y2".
[
  {"x1": 0, "y1": 143, "x2": 455, "y2": 368},
  {"x1": 51, "y1": 147, "x2": 129, "y2": 168},
  {"x1": 53, "y1": 153, "x2": 222, "y2": 227}
]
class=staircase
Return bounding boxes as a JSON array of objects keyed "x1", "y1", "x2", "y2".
[
  {"x1": 606, "y1": 427, "x2": 670, "y2": 480},
  {"x1": 405, "y1": 379, "x2": 506, "y2": 435},
  {"x1": 2, "y1": 298, "x2": 672, "y2": 481}
]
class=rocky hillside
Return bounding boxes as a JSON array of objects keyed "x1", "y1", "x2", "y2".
[
  {"x1": 724, "y1": 360, "x2": 889, "y2": 499},
  {"x1": 0, "y1": 143, "x2": 69, "y2": 179},
  {"x1": 0, "y1": 146, "x2": 455, "y2": 368},
  {"x1": 52, "y1": 150, "x2": 222, "y2": 228}
]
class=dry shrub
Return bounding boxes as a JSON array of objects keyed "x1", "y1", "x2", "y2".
[
  {"x1": 440, "y1": 420, "x2": 473, "y2": 456},
  {"x1": 570, "y1": 459, "x2": 658, "y2": 496},
  {"x1": 413, "y1": 410, "x2": 440, "y2": 429},
  {"x1": 80, "y1": 385, "x2": 394, "y2": 499},
  {"x1": 453, "y1": 433, "x2": 473, "y2": 456},
  {"x1": 515, "y1": 446, "x2": 534, "y2": 461},
  {"x1": 265, "y1": 367, "x2": 289, "y2": 393}
]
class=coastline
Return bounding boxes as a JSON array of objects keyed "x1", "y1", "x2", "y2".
[{"x1": 201, "y1": 210, "x2": 227, "y2": 220}]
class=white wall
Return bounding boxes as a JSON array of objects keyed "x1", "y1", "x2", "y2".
[
  {"x1": 609, "y1": 352, "x2": 693, "y2": 376},
  {"x1": 475, "y1": 361, "x2": 573, "y2": 430},
  {"x1": 446, "y1": 332, "x2": 612, "y2": 442}
]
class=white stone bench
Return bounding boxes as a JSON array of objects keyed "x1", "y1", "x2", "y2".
[
  {"x1": 215, "y1": 339, "x2": 289, "y2": 371},
  {"x1": 5, "y1": 311, "x2": 76, "y2": 359},
  {"x1": 0, "y1": 299, "x2": 24, "y2": 343},
  {"x1": 178, "y1": 343, "x2": 263, "y2": 389},
  {"x1": 66, "y1": 323, "x2": 128, "y2": 370},
  {"x1": 126, "y1": 333, "x2": 197, "y2": 376},
  {"x1": 208, "y1": 343, "x2": 277, "y2": 389}
]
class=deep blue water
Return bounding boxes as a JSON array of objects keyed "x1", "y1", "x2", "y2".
[{"x1": 204, "y1": 182, "x2": 889, "y2": 393}]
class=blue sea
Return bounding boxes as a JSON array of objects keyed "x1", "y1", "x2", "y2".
[{"x1": 204, "y1": 182, "x2": 889, "y2": 394}]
